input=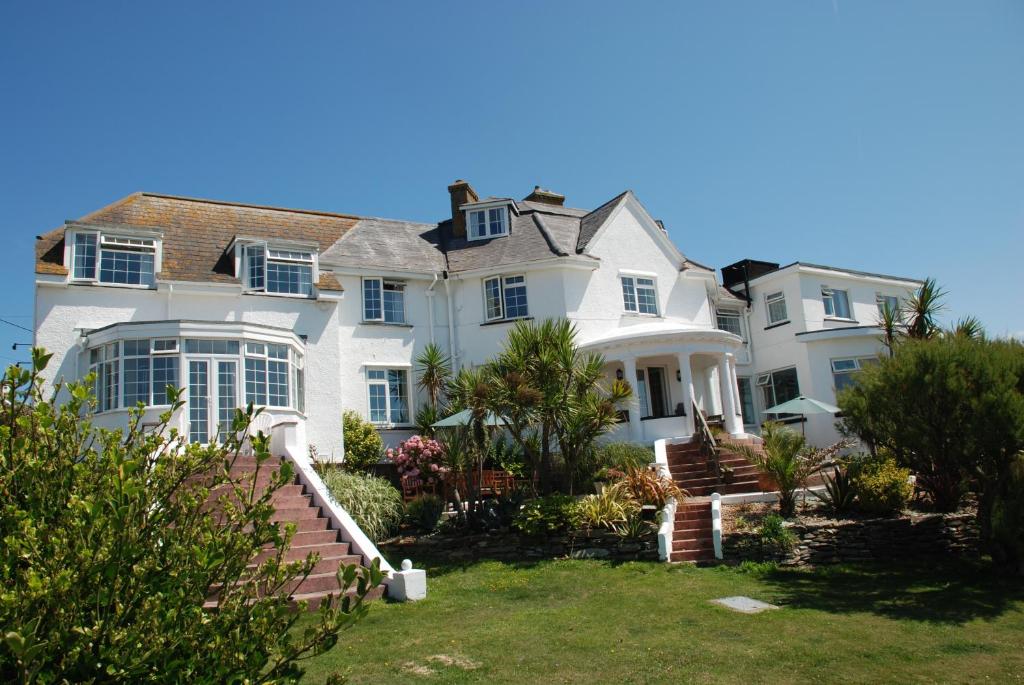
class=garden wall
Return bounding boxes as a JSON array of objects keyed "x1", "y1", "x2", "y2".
[
  {"x1": 724, "y1": 512, "x2": 979, "y2": 566},
  {"x1": 383, "y1": 528, "x2": 660, "y2": 564}
]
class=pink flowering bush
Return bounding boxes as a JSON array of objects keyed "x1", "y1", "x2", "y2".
[{"x1": 386, "y1": 435, "x2": 447, "y2": 485}]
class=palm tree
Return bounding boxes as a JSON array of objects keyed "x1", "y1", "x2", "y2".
[
  {"x1": 949, "y1": 316, "x2": 985, "y2": 341},
  {"x1": 487, "y1": 319, "x2": 632, "y2": 494},
  {"x1": 445, "y1": 366, "x2": 493, "y2": 518},
  {"x1": 905, "y1": 277, "x2": 945, "y2": 340},
  {"x1": 415, "y1": 343, "x2": 451, "y2": 410},
  {"x1": 878, "y1": 299, "x2": 902, "y2": 358},
  {"x1": 730, "y1": 422, "x2": 848, "y2": 517}
]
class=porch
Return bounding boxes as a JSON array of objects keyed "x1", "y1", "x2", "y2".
[{"x1": 580, "y1": 322, "x2": 746, "y2": 444}]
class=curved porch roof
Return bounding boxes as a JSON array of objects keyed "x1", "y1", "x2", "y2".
[{"x1": 578, "y1": 321, "x2": 743, "y2": 355}]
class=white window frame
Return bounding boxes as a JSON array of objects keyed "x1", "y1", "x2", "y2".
[
  {"x1": 715, "y1": 307, "x2": 744, "y2": 339},
  {"x1": 821, "y1": 286, "x2": 852, "y2": 319},
  {"x1": 831, "y1": 356, "x2": 879, "y2": 393},
  {"x1": 69, "y1": 229, "x2": 160, "y2": 288},
  {"x1": 765, "y1": 291, "x2": 788, "y2": 325},
  {"x1": 876, "y1": 293, "x2": 901, "y2": 319},
  {"x1": 239, "y1": 241, "x2": 318, "y2": 297},
  {"x1": 756, "y1": 366, "x2": 800, "y2": 416},
  {"x1": 482, "y1": 274, "x2": 529, "y2": 322},
  {"x1": 621, "y1": 275, "x2": 659, "y2": 316},
  {"x1": 365, "y1": 366, "x2": 412, "y2": 426},
  {"x1": 361, "y1": 277, "x2": 406, "y2": 324},
  {"x1": 467, "y1": 206, "x2": 509, "y2": 241}
]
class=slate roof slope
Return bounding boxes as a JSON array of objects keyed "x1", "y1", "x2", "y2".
[
  {"x1": 320, "y1": 217, "x2": 446, "y2": 272},
  {"x1": 576, "y1": 191, "x2": 630, "y2": 252},
  {"x1": 35, "y1": 192, "x2": 360, "y2": 290}
]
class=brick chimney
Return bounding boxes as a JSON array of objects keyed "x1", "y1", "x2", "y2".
[
  {"x1": 448, "y1": 179, "x2": 479, "y2": 239},
  {"x1": 523, "y1": 185, "x2": 565, "y2": 206}
]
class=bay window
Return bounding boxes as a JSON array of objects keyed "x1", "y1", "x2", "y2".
[
  {"x1": 366, "y1": 368, "x2": 410, "y2": 425},
  {"x1": 621, "y1": 275, "x2": 658, "y2": 315},
  {"x1": 89, "y1": 339, "x2": 181, "y2": 411},
  {"x1": 483, "y1": 274, "x2": 529, "y2": 322}
]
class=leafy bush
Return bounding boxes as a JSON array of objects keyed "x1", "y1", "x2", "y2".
[
  {"x1": 321, "y1": 469, "x2": 404, "y2": 542},
  {"x1": 406, "y1": 494, "x2": 444, "y2": 533},
  {"x1": 990, "y1": 454, "x2": 1024, "y2": 574},
  {"x1": 852, "y1": 458, "x2": 913, "y2": 516},
  {"x1": 513, "y1": 494, "x2": 582, "y2": 537},
  {"x1": 578, "y1": 483, "x2": 639, "y2": 529},
  {"x1": 813, "y1": 465, "x2": 857, "y2": 515},
  {"x1": 342, "y1": 410, "x2": 384, "y2": 472},
  {"x1": 593, "y1": 442, "x2": 654, "y2": 480},
  {"x1": 490, "y1": 435, "x2": 527, "y2": 478},
  {"x1": 0, "y1": 351, "x2": 380, "y2": 684},
  {"x1": 759, "y1": 513, "x2": 796, "y2": 555},
  {"x1": 611, "y1": 466, "x2": 684, "y2": 509},
  {"x1": 613, "y1": 509, "x2": 655, "y2": 540}
]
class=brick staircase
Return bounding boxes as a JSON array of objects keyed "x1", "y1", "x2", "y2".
[
  {"x1": 666, "y1": 437, "x2": 765, "y2": 563},
  {"x1": 203, "y1": 454, "x2": 384, "y2": 610}
]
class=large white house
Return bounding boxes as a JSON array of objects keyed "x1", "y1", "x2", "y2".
[{"x1": 34, "y1": 181, "x2": 923, "y2": 457}]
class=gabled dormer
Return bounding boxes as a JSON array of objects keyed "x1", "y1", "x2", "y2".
[{"x1": 229, "y1": 235, "x2": 320, "y2": 298}]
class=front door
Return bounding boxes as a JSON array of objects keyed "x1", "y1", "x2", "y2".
[
  {"x1": 647, "y1": 367, "x2": 669, "y2": 418},
  {"x1": 188, "y1": 359, "x2": 238, "y2": 444}
]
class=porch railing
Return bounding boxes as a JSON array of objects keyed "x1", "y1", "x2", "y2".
[{"x1": 692, "y1": 400, "x2": 723, "y2": 481}]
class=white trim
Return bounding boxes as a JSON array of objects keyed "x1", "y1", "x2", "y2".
[
  {"x1": 447, "y1": 255, "x2": 598, "y2": 279},
  {"x1": 618, "y1": 268, "x2": 659, "y2": 278}
]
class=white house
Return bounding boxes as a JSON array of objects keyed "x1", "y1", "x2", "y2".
[
  {"x1": 33, "y1": 181, "x2": 923, "y2": 456},
  {"x1": 720, "y1": 259, "x2": 923, "y2": 447}
]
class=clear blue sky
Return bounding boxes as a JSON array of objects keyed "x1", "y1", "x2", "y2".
[{"x1": 2, "y1": 1, "x2": 1022, "y2": 364}]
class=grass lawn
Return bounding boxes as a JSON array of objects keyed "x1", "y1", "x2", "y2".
[{"x1": 301, "y1": 557, "x2": 1024, "y2": 684}]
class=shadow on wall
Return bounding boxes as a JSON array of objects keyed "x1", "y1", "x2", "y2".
[{"x1": 757, "y1": 560, "x2": 1024, "y2": 625}]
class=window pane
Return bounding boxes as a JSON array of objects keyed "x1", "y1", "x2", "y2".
[
  {"x1": 268, "y1": 359, "x2": 289, "y2": 406},
  {"x1": 767, "y1": 293, "x2": 788, "y2": 324},
  {"x1": 717, "y1": 311, "x2": 742, "y2": 336},
  {"x1": 833, "y1": 290, "x2": 850, "y2": 318},
  {"x1": 621, "y1": 277, "x2": 637, "y2": 312},
  {"x1": 636, "y1": 280, "x2": 658, "y2": 315},
  {"x1": 266, "y1": 261, "x2": 312, "y2": 295},
  {"x1": 217, "y1": 361, "x2": 237, "y2": 439},
  {"x1": 484, "y1": 277, "x2": 503, "y2": 320},
  {"x1": 123, "y1": 357, "x2": 150, "y2": 407},
  {"x1": 188, "y1": 361, "x2": 209, "y2": 444},
  {"x1": 73, "y1": 233, "x2": 97, "y2": 279},
  {"x1": 488, "y1": 208, "x2": 506, "y2": 235},
  {"x1": 368, "y1": 383, "x2": 387, "y2": 423},
  {"x1": 503, "y1": 276, "x2": 528, "y2": 318},
  {"x1": 388, "y1": 370, "x2": 409, "y2": 424},
  {"x1": 99, "y1": 249, "x2": 154, "y2": 286},
  {"x1": 737, "y1": 377, "x2": 756, "y2": 422},
  {"x1": 102, "y1": 360, "x2": 119, "y2": 412},
  {"x1": 295, "y1": 366, "x2": 305, "y2": 413},
  {"x1": 153, "y1": 339, "x2": 177, "y2": 352},
  {"x1": 363, "y1": 279, "x2": 382, "y2": 320},
  {"x1": 247, "y1": 245, "x2": 265, "y2": 290},
  {"x1": 244, "y1": 358, "x2": 267, "y2": 406},
  {"x1": 184, "y1": 339, "x2": 239, "y2": 355},
  {"x1": 382, "y1": 282, "x2": 405, "y2": 323},
  {"x1": 367, "y1": 368, "x2": 386, "y2": 381},
  {"x1": 152, "y1": 355, "x2": 179, "y2": 405},
  {"x1": 245, "y1": 342, "x2": 265, "y2": 356},
  {"x1": 833, "y1": 372, "x2": 857, "y2": 393},
  {"x1": 267, "y1": 344, "x2": 288, "y2": 360},
  {"x1": 822, "y1": 290, "x2": 835, "y2": 317},
  {"x1": 469, "y1": 210, "x2": 487, "y2": 239},
  {"x1": 772, "y1": 367, "x2": 800, "y2": 405}
]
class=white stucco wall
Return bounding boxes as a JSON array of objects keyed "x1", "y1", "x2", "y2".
[{"x1": 34, "y1": 280, "x2": 346, "y2": 459}]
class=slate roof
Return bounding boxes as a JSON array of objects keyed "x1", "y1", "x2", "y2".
[
  {"x1": 35, "y1": 187, "x2": 710, "y2": 291},
  {"x1": 36, "y1": 193, "x2": 357, "y2": 291}
]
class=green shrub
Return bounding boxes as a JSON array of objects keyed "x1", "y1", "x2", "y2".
[
  {"x1": 990, "y1": 454, "x2": 1024, "y2": 573},
  {"x1": 513, "y1": 494, "x2": 582, "y2": 537},
  {"x1": 321, "y1": 469, "x2": 404, "y2": 542},
  {"x1": 341, "y1": 410, "x2": 383, "y2": 472},
  {"x1": 0, "y1": 351, "x2": 381, "y2": 684},
  {"x1": 578, "y1": 483, "x2": 639, "y2": 529},
  {"x1": 852, "y1": 458, "x2": 913, "y2": 516},
  {"x1": 593, "y1": 442, "x2": 654, "y2": 480},
  {"x1": 406, "y1": 494, "x2": 444, "y2": 533},
  {"x1": 759, "y1": 513, "x2": 796, "y2": 555},
  {"x1": 813, "y1": 465, "x2": 857, "y2": 515}
]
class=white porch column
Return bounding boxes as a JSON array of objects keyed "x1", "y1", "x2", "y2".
[
  {"x1": 676, "y1": 351, "x2": 695, "y2": 437},
  {"x1": 718, "y1": 352, "x2": 742, "y2": 436},
  {"x1": 621, "y1": 355, "x2": 643, "y2": 443},
  {"x1": 728, "y1": 354, "x2": 745, "y2": 429}
]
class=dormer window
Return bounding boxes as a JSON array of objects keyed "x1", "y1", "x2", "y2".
[
  {"x1": 468, "y1": 207, "x2": 508, "y2": 240},
  {"x1": 69, "y1": 230, "x2": 158, "y2": 287},
  {"x1": 239, "y1": 242, "x2": 316, "y2": 297}
]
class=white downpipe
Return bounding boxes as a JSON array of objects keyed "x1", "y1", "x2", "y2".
[
  {"x1": 425, "y1": 272, "x2": 439, "y2": 346},
  {"x1": 711, "y1": 492, "x2": 723, "y2": 560},
  {"x1": 443, "y1": 276, "x2": 458, "y2": 370}
]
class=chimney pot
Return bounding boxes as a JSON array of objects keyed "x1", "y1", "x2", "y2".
[{"x1": 523, "y1": 185, "x2": 565, "y2": 207}]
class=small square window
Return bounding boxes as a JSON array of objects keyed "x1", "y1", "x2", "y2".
[
  {"x1": 766, "y1": 292, "x2": 788, "y2": 325},
  {"x1": 467, "y1": 206, "x2": 508, "y2": 240}
]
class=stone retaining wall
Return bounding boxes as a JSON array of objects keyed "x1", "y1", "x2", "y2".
[
  {"x1": 383, "y1": 528, "x2": 659, "y2": 564},
  {"x1": 724, "y1": 512, "x2": 979, "y2": 566}
]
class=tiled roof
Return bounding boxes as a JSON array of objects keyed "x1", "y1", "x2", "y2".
[
  {"x1": 576, "y1": 190, "x2": 630, "y2": 252},
  {"x1": 320, "y1": 217, "x2": 446, "y2": 272},
  {"x1": 35, "y1": 193, "x2": 360, "y2": 291}
]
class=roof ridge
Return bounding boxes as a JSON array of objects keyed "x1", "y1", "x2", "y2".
[
  {"x1": 134, "y1": 192, "x2": 364, "y2": 220},
  {"x1": 581, "y1": 189, "x2": 631, "y2": 219}
]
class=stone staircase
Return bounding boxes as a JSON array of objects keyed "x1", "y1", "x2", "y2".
[
  {"x1": 666, "y1": 437, "x2": 765, "y2": 563},
  {"x1": 203, "y1": 454, "x2": 384, "y2": 610}
]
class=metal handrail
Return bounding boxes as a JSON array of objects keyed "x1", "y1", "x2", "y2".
[{"x1": 692, "y1": 398, "x2": 723, "y2": 481}]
